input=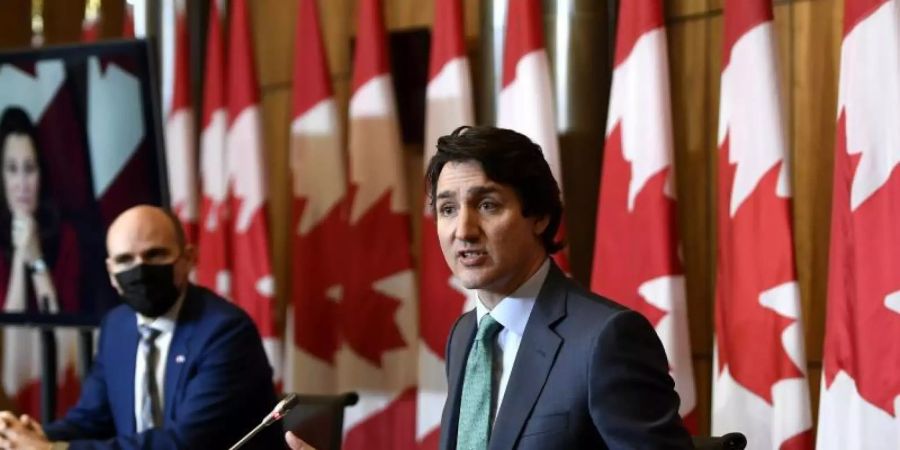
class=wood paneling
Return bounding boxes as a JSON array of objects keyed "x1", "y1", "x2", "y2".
[
  {"x1": 100, "y1": 0, "x2": 126, "y2": 39},
  {"x1": 42, "y1": 0, "x2": 87, "y2": 45},
  {"x1": 252, "y1": 0, "x2": 298, "y2": 87},
  {"x1": 668, "y1": 15, "x2": 715, "y2": 359},
  {"x1": 0, "y1": 0, "x2": 31, "y2": 49},
  {"x1": 666, "y1": 0, "x2": 716, "y2": 19},
  {"x1": 791, "y1": 0, "x2": 841, "y2": 364},
  {"x1": 260, "y1": 88, "x2": 292, "y2": 328}
]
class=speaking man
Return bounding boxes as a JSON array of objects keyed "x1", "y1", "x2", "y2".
[{"x1": 429, "y1": 126, "x2": 692, "y2": 449}]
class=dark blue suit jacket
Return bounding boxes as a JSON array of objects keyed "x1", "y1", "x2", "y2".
[
  {"x1": 44, "y1": 285, "x2": 283, "y2": 449},
  {"x1": 440, "y1": 263, "x2": 693, "y2": 450}
]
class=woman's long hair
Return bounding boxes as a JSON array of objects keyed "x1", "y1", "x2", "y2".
[{"x1": 0, "y1": 106, "x2": 61, "y2": 268}]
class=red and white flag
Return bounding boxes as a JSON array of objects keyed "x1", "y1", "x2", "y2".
[
  {"x1": 418, "y1": 0, "x2": 474, "y2": 447},
  {"x1": 163, "y1": 0, "x2": 198, "y2": 243},
  {"x1": 712, "y1": 1, "x2": 812, "y2": 448},
  {"x1": 818, "y1": 1, "x2": 900, "y2": 449},
  {"x1": 283, "y1": 0, "x2": 346, "y2": 398},
  {"x1": 225, "y1": 0, "x2": 281, "y2": 383},
  {"x1": 197, "y1": 0, "x2": 230, "y2": 298},
  {"x1": 336, "y1": 0, "x2": 418, "y2": 447},
  {"x1": 496, "y1": 0, "x2": 569, "y2": 271},
  {"x1": 590, "y1": 0, "x2": 696, "y2": 432}
]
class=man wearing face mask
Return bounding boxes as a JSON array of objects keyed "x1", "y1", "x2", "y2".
[{"x1": 0, "y1": 205, "x2": 282, "y2": 449}]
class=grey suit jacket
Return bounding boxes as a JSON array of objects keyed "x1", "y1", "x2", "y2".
[{"x1": 439, "y1": 263, "x2": 693, "y2": 450}]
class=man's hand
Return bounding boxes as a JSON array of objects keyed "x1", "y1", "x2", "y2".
[
  {"x1": 0, "y1": 411, "x2": 51, "y2": 450},
  {"x1": 284, "y1": 431, "x2": 318, "y2": 450}
]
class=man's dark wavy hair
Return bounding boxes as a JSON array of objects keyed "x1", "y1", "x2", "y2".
[{"x1": 424, "y1": 125, "x2": 564, "y2": 254}]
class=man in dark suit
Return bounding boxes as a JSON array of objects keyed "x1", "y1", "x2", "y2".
[
  {"x1": 427, "y1": 126, "x2": 693, "y2": 450},
  {"x1": 0, "y1": 205, "x2": 282, "y2": 449}
]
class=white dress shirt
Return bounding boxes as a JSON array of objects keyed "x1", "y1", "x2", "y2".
[
  {"x1": 474, "y1": 259, "x2": 550, "y2": 419},
  {"x1": 133, "y1": 291, "x2": 185, "y2": 428}
]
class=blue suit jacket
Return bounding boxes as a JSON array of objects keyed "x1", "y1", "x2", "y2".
[
  {"x1": 439, "y1": 263, "x2": 693, "y2": 450},
  {"x1": 44, "y1": 285, "x2": 283, "y2": 450}
]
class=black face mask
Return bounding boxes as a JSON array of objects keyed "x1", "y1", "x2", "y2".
[{"x1": 114, "y1": 263, "x2": 180, "y2": 318}]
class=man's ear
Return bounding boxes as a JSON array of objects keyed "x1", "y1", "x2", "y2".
[
  {"x1": 106, "y1": 259, "x2": 123, "y2": 295},
  {"x1": 533, "y1": 215, "x2": 550, "y2": 237},
  {"x1": 182, "y1": 244, "x2": 197, "y2": 266}
]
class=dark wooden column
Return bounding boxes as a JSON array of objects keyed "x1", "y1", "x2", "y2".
[
  {"x1": 42, "y1": 0, "x2": 87, "y2": 45},
  {"x1": 100, "y1": 0, "x2": 126, "y2": 39},
  {"x1": 0, "y1": 0, "x2": 32, "y2": 49}
]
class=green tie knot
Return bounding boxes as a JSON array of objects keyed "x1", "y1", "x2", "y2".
[{"x1": 476, "y1": 314, "x2": 503, "y2": 342}]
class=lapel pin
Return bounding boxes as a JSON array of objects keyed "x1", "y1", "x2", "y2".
[{"x1": 175, "y1": 355, "x2": 186, "y2": 364}]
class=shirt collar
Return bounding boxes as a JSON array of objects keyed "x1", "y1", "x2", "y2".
[
  {"x1": 475, "y1": 259, "x2": 550, "y2": 337},
  {"x1": 136, "y1": 288, "x2": 187, "y2": 334}
]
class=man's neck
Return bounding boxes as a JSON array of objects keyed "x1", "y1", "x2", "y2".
[{"x1": 477, "y1": 256, "x2": 548, "y2": 310}]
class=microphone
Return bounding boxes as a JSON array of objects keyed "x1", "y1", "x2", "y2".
[{"x1": 229, "y1": 394, "x2": 299, "y2": 450}]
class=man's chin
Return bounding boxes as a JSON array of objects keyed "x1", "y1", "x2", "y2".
[{"x1": 455, "y1": 273, "x2": 492, "y2": 291}]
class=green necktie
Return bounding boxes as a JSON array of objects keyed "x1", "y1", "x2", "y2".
[{"x1": 456, "y1": 314, "x2": 503, "y2": 450}]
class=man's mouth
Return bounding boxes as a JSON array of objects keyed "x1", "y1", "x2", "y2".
[{"x1": 458, "y1": 250, "x2": 487, "y2": 265}]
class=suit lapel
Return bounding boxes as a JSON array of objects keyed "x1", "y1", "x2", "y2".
[
  {"x1": 440, "y1": 311, "x2": 476, "y2": 450},
  {"x1": 489, "y1": 265, "x2": 567, "y2": 450},
  {"x1": 163, "y1": 288, "x2": 197, "y2": 420},
  {"x1": 110, "y1": 312, "x2": 139, "y2": 433}
]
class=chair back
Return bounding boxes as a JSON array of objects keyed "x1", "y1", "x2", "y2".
[
  {"x1": 692, "y1": 432, "x2": 748, "y2": 450},
  {"x1": 282, "y1": 392, "x2": 359, "y2": 450}
]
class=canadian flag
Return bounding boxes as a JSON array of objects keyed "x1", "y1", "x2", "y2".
[
  {"x1": 225, "y1": 0, "x2": 281, "y2": 383},
  {"x1": 197, "y1": 0, "x2": 230, "y2": 297},
  {"x1": 817, "y1": 1, "x2": 900, "y2": 449},
  {"x1": 590, "y1": 0, "x2": 696, "y2": 432},
  {"x1": 418, "y1": 0, "x2": 475, "y2": 447},
  {"x1": 330, "y1": 0, "x2": 419, "y2": 447},
  {"x1": 163, "y1": 0, "x2": 198, "y2": 243},
  {"x1": 496, "y1": 0, "x2": 569, "y2": 271},
  {"x1": 283, "y1": 0, "x2": 346, "y2": 397},
  {"x1": 712, "y1": 1, "x2": 812, "y2": 449}
]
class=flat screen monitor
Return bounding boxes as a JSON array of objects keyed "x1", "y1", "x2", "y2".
[{"x1": 0, "y1": 39, "x2": 167, "y2": 326}]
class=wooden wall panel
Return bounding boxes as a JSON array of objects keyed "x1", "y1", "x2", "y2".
[
  {"x1": 666, "y1": 0, "x2": 716, "y2": 18},
  {"x1": 791, "y1": 0, "x2": 841, "y2": 367},
  {"x1": 42, "y1": 0, "x2": 87, "y2": 45},
  {"x1": 260, "y1": 88, "x2": 292, "y2": 328},
  {"x1": 100, "y1": 0, "x2": 126, "y2": 39},
  {"x1": 0, "y1": 0, "x2": 32, "y2": 49},
  {"x1": 252, "y1": 0, "x2": 298, "y2": 87},
  {"x1": 668, "y1": 16, "x2": 715, "y2": 359}
]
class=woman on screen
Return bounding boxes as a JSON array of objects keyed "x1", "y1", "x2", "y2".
[{"x1": 0, "y1": 106, "x2": 80, "y2": 314}]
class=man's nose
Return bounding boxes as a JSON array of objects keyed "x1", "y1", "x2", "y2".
[{"x1": 455, "y1": 207, "x2": 480, "y2": 241}]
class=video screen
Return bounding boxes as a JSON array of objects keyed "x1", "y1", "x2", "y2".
[{"x1": 0, "y1": 40, "x2": 167, "y2": 326}]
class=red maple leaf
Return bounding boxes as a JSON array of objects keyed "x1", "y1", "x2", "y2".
[
  {"x1": 230, "y1": 198, "x2": 277, "y2": 337},
  {"x1": 196, "y1": 196, "x2": 230, "y2": 292},
  {"x1": 419, "y1": 214, "x2": 466, "y2": 358},
  {"x1": 292, "y1": 186, "x2": 411, "y2": 366},
  {"x1": 341, "y1": 186, "x2": 411, "y2": 365},
  {"x1": 716, "y1": 134, "x2": 804, "y2": 404},
  {"x1": 591, "y1": 124, "x2": 681, "y2": 328},
  {"x1": 291, "y1": 194, "x2": 347, "y2": 363},
  {"x1": 824, "y1": 113, "x2": 900, "y2": 416}
]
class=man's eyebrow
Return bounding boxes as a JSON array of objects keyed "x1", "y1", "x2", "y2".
[
  {"x1": 468, "y1": 186, "x2": 500, "y2": 196},
  {"x1": 436, "y1": 185, "x2": 500, "y2": 200},
  {"x1": 110, "y1": 253, "x2": 133, "y2": 261}
]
